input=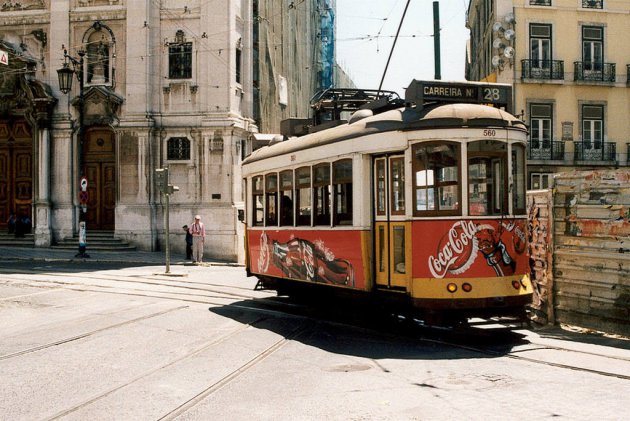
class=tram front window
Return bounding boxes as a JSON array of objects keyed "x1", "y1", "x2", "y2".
[
  {"x1": 468, "y1": 140, "x2": 507, "y2": 216},
  {"x1": 413, "y1": 143, "x2": 460, "y2": 216}
]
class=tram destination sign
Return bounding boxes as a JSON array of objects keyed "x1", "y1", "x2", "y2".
[{"x1": 405, "y1": 80, "x2": 513, "y2": 113}]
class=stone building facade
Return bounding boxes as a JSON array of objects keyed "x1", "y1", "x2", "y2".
[
  {"x1": 253, "y1": 0, "x2": 354, "y2": 136},
  {"x1": 0, "y1": 0, "x2": 256, "y2": 262}
]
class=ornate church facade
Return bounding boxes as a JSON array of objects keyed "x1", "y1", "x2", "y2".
[{"x1": 0, "y1": 0, "x2": 255, "y2": 261}]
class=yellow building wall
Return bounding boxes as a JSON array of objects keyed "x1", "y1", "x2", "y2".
[{"x1": 512, "y1": 0, "x2": 630, "y2": 147}]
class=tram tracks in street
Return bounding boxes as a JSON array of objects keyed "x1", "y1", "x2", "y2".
[
  {"x1": 0, "y1": 270, "x2": 310, "y2": 367},
  {"x1": 156, "y1": 323, "x2": 311, "y2": 421},
  {"x1": 0, "y1": 305, "x2": 188, "y2": 361},
  {"x1": 44, "y1": 316, "x2": 301, "y2": 421},
  {"x1": 0, "y1": 268, "x2": 262, "y2": 302},
  {"x1": 0, "y1": 271, "x2": 312, "y2": 420},
  {"x1": 12, "y1": 275, "x2": 622, "y2": 383},
  {"x1": 0, "y1": 275, "x2": 306, "y2": 327},
  {"x1": 411, "y1": 324, "x2": 630, "y2": 381},
  {"x1": 1, "y1": 266, "x2": 627, "y2": 393}
]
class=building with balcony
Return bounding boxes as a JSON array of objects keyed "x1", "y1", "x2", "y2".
[{"x1": 466, "y1": 0, "x2": 630, "y2": 189}]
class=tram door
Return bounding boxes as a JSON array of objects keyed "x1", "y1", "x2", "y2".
[{"x1": 374, "y1": 156, "x2": 410, "y2": 289}]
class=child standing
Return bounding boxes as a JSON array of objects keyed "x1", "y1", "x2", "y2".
[{"x1": 182, "y1": 225, "x2": 193, "y2": 260}]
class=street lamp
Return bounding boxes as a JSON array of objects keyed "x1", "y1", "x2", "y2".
[{"x1": 57, "y1": 48, "x2": 90, "y2": 258}]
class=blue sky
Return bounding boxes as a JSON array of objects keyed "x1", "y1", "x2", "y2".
[{"x1": 336, "y1": 0, "x2": 470, "y2": 97}]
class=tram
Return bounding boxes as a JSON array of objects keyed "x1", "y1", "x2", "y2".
[{"x1": 241, "y1": 80, "x2": 532, "y2": 325}]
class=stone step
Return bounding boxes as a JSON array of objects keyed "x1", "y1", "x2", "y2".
[
  {"x1": 55, "y1": 237, "x2": 130, "y2": 244},
  {"x1": 50, "y1": 244, "x2": 137, "y2": 251},
  {"x1": 0, "y1": 233, "x2": 35, "y2": 248},
  {"x1": 0, "y1": 232, "x2": 136, "y2": 251},
  {"x1": 51, "y1": 232, "x2": 136, "y2": 251}
]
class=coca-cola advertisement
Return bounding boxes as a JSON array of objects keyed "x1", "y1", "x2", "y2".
[
  {"x1": 415, "y1": 219, "x2": 528, "y2": 279},
  {"x1": 249, "y1": 230, "x2": 364, "y2": 289}
]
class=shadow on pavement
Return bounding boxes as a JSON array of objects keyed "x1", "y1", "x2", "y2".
[{"x1": 210, "y1": 297, "x2": 528, "y2": 361}]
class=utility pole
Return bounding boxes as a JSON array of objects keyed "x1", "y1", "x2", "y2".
[
  {"x1": 155, "y1": 167, "x2": 179, "y2": 273},
  {"x1": 433, "y1": 1, "x2": 441, "y2": 80}
]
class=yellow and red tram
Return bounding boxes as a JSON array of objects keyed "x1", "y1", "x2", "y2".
[{"x1": 242, "y1": 81, "x2": 532, "y2": 325}]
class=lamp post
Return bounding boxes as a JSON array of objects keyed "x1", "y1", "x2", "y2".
[{"x1": 57, "y1": 48, "x2": 90, "y2": 258}]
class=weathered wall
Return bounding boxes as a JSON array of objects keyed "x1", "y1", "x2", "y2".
[
  {"x1": 527, "y1": 189, "x2": 554, "y2": 325},
  {"x1": 552, "y1": 170, "x2": 630, "y2": 336}
]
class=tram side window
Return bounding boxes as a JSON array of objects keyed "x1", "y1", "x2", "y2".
[
  {"x1": 295, "y1": 167, "x2": 311, "y2": 226},
  {"x1": 512, "y1": 144, "x2": 526, "y2": 214},
  {"x1": 375, "y1": 159, "x2": 386, "y2": 216},
  {"x1": 265, "y1": 173, "x2": 278, "y2": 226},
  {"x1": 252, "y1": 175, "x2": 264, "y2": 226},
  {"x1": 412, "y1": 143, "x2": 460, "y2": 216},
  {"x1": 390, "y1": 157, "x2": 405, "y2": 215},
  {"x1": 468, "y1": 140, "x2": 507, "y2": 216},
  {"x1": 313, "y1": 163, "x2": 331, "y2": 225},
  {"x1": 333, "y1": 159, "x2": 352, "y2": 225},
  {"x1": 279, "y1": 170, "x2": 294, "y2": 226}
]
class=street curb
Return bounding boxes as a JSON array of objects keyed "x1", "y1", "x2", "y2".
[{"x1": 0, "y1": 256, "x2": 244, "y2": 267}]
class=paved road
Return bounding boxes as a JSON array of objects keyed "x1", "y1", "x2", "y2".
[{"x1": 0, "y1": 258, "x2": 628, "y2": 420}]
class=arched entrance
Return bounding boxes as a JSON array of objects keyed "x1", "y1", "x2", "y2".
[
  {"x1": 84, "y1": 127, "x2": 116, "y2": 230},
  {"x1": 0, "y1": 119, "x2": 32, "y2": 229}
]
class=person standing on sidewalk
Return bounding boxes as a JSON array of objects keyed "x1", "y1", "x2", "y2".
[
  {"x1": 182, "y1": 225, "x2": 193, "y2": 260},
  {"x1": 189, "y1": 215, "x2": 205, "y2": 264}
]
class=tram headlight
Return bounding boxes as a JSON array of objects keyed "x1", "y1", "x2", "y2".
[
  {"x1": 462, "y1": 283, "x2": 473, "y2": 293},
  {"x1": 511, "y1": 280, "x2": 521, "y2": 290},
  {"x1": 446, "y1": 283, "x2": 458, "y2": 293}
]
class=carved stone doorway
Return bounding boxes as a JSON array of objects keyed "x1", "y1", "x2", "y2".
[
  {"x1": 0, "y1": 119, "x2": 32, "y2": 229},
  {"x1": 84, "y1": 128, "x2": 116, "y2": 230}
]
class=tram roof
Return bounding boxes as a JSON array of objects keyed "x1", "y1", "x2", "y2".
[{"x1": 244, "y1": 103, "x2": 526, "y2": 164}]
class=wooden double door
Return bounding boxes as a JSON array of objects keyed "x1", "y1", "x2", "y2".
[
  {"x1": 84, "y1": 128, "x2": 116, "y2": 230},
  {"x1": 0, "y1": 120, "x2": 32, "y2": 229}
]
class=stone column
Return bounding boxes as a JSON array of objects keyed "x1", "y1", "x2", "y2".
[
  {"x1": 33, "y1": 127, "x2": 52, "y2": 246},
  {"x1": 50, "y1": 119, "x2": 75, "y2": 242},
  {"x1": 49, "y1": 0, "x2": 75, "y2": 242}
]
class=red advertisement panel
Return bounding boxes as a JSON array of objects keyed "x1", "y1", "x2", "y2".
[
  {"x1": 412, "y1": 219, "x2": 528, "y2": 279},
  {"x1": 247, "y1": 229, "x2": 366, "y2": 289}
]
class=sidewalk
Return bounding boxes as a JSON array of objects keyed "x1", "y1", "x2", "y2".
[{"x1": 0, "y1": 246, "x2": 241, "y2": 266}]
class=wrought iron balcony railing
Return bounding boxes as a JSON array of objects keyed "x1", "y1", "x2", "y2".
[
  {"x1": 574, "y1": 141, "x2": 616, "y2": 161},
  {"x1": 582, "y1": 0, "x2": 603, "y2": 9},
  {"x1": 527, "y1": 140, "x2": 565, "y2": 161},
  {"x1": 574, "y1": 62, "x2": 615, "y2": 83},
  {"x1": 522, "y1": 60, "x2": 564, "y2": 80},
  {"x1": 530, "y1": 0, "x2": 551, "y2": 5}
]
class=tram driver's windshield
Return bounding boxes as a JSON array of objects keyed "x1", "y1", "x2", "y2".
[{"x1": 467, "y1": 140, "x2": 507, "y2": 216}]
